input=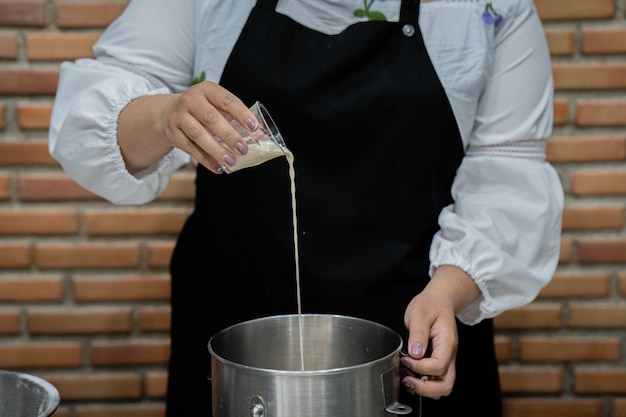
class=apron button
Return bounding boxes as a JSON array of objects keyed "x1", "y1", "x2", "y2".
[{"x1": 402, "y1": 24, "x2": 416, "y2": 37}]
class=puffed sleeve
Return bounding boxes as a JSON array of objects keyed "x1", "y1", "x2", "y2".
[
  {"x1": 429, "y1": 0, "x2": 564, "y2": 325},
  {"x1": 49, "y1": 0, "x2": 196, "y2": 205}
]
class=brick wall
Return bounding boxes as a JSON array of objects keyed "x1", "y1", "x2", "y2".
[{"x1": 0, "y1": 0, "x2": 624, "y2": 416}]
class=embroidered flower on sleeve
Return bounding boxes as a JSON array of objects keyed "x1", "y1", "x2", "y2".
[
  {"x1": 192, "y1": 71, "x2": 206, "y2": 85},
  {"x1": 354, "y1": 0, "x2": 388, "y2": 21},
  {"x1": 482, "y1": 2, "x2": 503, "y2": 27}
]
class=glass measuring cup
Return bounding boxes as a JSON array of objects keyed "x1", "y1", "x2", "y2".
[{"x1": 221, "y1": 101, "x2": 288, "y2": 173}]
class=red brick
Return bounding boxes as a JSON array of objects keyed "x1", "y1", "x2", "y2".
[
  {"x1": 44, "y1": 372, "x2": 141, "y2": 400},
  {"x1": 553, "y1": 63, "x2": 626, "y2": 90},
  {"x1": 583, "y1": 27, "x2": 626, "y2": 54},
  {"x1": 0, "y1": 275, "x2": 63, "y2": 301},
  {"x1": 0, "y1": 241, "x2": 30, "y2": 269},
  {"x1": 571, "y1": 170, "x2": 626, "y2": 196},
  {"x1": 494, "y1": 303, "x2": 563, "y2": 329},
  {"x1": 0, "y1": 175, "x2": 9, "y2": 200},
  {"x1": 34, "y1": 242, "x2": 139, "y2": 269},
  {"x1": 575, "y1": 368, "x2": 626, "y2": 394},
  {"x1": 74, "y1": 404, "x2": 165, "y2": 417},
  {"x1": 146, "y1": 241, "x2": 175, "y2": 268},
  {"x1": 539, "y1": 272, "x2": 610, "y2": 298},
  {"x1": 72, "y1": 274, "x2": 170, "y2": 302},
  {"x1": 535, "y1": 0, "x2": 615, "y2": 20},
  {"x1": 553, "y1": 98, "x2": 569, "y2": 125},
  {"x1": 499, "y1": 366, "x2": 563, "y2": 393},
  {"x1": 0, "y1": 342, "x2": 82, "y2": 368},
  {"x1": 576, "y1": 99, "x2": 626, "y2": 126},
  {"x1": 157, "y1": 172, "x2": 195, "y2": 201},
  {"x1": 145, "y1": 371, "x2": 167, "y2": 398},
  {"x1": 0, "y1": 103, "x2": 5, "y2": 130},
  {"x1": 17, "y1": 103, "x2": 53, "y2": 130},
  {"x1": 0, "y1": 311, "x2": 20, "y2": 334},
  {"x1": 577, "y1": 238, "x2": 626, "y2": 263},
  {"x1": 503, "y1": 398, "x2": 604, "y2": 417},
  {"x1": 26, "y1": 32, "x2": 99, "y2": 60},
  {"x1": 90, "y1": 339, "x2": 170, "y2": 366},
  {"x1": 0, "y1": 31, "x2": 18, "y2": 59},
  {"x1": 620, "y1": 272, "x2": 626, "y2": 296},
  {"x1": 137, "y1": 307, "x2": 170, "y2": 333},
  {"x1": 559, "y1": 238, "x2": 573, "y2": 264},
  {"x1": 495, "y1": 336, "x2": 512, "y2": 362},
  {"x1": 0, "y1": 0, "x2": 46, "y2": 27},
  {"x1": 18, "y1": 173, "x2": 101, "y2": 201},
  {"x1": 561, "y1": 205, "x2": 624, "y2": 230},
  {"x1": 52, "y1": 407, "x2": 71, "y2": 417},
  {"x1": 0, "y1": 140, "x2": 58, "y2": 166},
  {"x1": 0, "y1": 208, "x2": 78, "y2": 235},
  {"x1": 519, "y1": 336, "x2": 620, "y2": 362},
  {"x1": 85, "y1": 208, "x2": 190, "y2": 235},
  {"x1": 0, "y1": 68, "x2": 59, "y2": 95},
  {"x1": 56, "y1": 1, "x2": 129, "y2": 28},
  {"x1": 547, "y1": 135, "x2": 626, "y2": 163},
  {"x1": 615, "y1": 398, "x2": 626, "y2": 417},
  {"x1": 27, "y1": 307, "x2": 132, "y2": 334},
  {"x1": 545, "y1": 28, "x2": 576, "y2": 56},
  {"x1": 569, "y1": 302, "x2": 626, "y2": 328}
]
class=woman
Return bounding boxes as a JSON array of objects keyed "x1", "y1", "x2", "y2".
[{"x1": 49, "y1": 0, "x2": 563, "y2": 415}]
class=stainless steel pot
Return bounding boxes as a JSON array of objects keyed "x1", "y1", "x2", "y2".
[
  {"x1": 0, "y1": 370, "x2": 60, "y2": 417},
  {"x1": 208, "y1": 314, "x2": 413, "y2": 417}
]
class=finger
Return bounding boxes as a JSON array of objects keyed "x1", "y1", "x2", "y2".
[
  {"x1": 186, "y1": 99, "x2": 247, "y2": 156},
  {"x1": 195, "y1": 84, "x2": 258, "y2": 152},
  {"x1": 405, "y1": 323, "x2": 430, "y2": 360},
  {"x1": 400, "y1": 355, "x2": 441, "y2": 378},
  {"x1": 199, "y1": 83, "x2": 259, "y2": 131},
  {"x1": 173, "y1": 115, "x2": 236, "y2": 173},
  {"x1": 401, "y1": 368, "x2": 455, "y2": 399}
]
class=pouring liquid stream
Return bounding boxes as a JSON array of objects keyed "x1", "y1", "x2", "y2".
[{"x1": 285, "y1": 150, "x2": 305, "y2": 371}]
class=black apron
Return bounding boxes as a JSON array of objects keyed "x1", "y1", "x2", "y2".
[{"x1": 168, "y1": 0, "x2": 502, "y2": 415}]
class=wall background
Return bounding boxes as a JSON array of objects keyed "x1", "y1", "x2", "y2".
[{"x1": 0, "y1": 0, "x2": 625, "y2": 416}]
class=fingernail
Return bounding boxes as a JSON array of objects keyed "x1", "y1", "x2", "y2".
[
  {"x1": 236, "y1": 141, "x2": 248, "y2": 155},
  {"x1": 402, "y1": 378, "x2": 414, "y2": 390},
  {"x1": 246, "y1": 117, "x2": 258, "y2": 130},
  {"x1": 410, "y1": 343, "x2": 423, "y2": 356},
  {"x1": 223, "y1": 154, "x2": 236, "y2": 167},
  {"x1": 213, "y1": 164, "x2": 224, "y2": 174}
]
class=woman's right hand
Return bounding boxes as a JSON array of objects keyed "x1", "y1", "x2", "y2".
[{"x1": 118, "y1": 81, "x2": 259, "y2": 174}]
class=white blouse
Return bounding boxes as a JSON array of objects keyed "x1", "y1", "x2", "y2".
[{"x1": 49, "y1": 0, "x2": 564, "y2": 325}]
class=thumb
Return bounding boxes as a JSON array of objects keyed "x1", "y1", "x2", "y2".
[
  {"x1": 406, "y1": 322, "x2": 430, "y2": 359},
  {"x1": 404, "y1": 295, "x2": 433, "y2": 359}
]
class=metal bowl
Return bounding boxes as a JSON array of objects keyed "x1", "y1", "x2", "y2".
[{"x1": 0, "y1": 370, "x2": 60, "y2": 417}]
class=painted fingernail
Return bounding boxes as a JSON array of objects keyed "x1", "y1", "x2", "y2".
[
  {"x1": 213, "y1": 164, "x2": 224, "y2": 174},
  {"x1": 402, "y1": 378, "x2": 414, "y2": 390},
  {"x1": 236, "y1": 141, "x2": 248, "y2": 155},
  {"x1": 246, "y1": 117, "x2": 258, "y2": 130},
  {"x1": 223, "y1": 154, "x2": 236, "y2": 167},
  {"x1": 410, "y1": 343, "x2": 423, "y2": 356}
]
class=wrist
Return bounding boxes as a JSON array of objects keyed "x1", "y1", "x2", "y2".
[{"x1": 426, "y1": 265, "x2": 481, "y2": 315}]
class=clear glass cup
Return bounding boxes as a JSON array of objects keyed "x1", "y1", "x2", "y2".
[{"x1": 221, "y1": 101, "x2": 288, "y2": 173}]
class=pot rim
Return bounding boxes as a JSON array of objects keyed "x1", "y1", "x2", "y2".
[{"x1": 208, "y1": 313, "x2": 403, "y2": 375}]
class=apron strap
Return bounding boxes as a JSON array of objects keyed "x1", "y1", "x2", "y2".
[
  {"x1": 257, "y1": 0, "x2": 279, "y2": 10},
  {"x1": 400, "y1": 0, "x2": 421, "y2": 23}
]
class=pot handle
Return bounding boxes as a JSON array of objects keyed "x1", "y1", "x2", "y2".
[{"x1": 381, "y1": 368, "x2": 413, "y2": 415}]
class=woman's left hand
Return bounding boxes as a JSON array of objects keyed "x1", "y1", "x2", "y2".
[{"x1": 400, "y1": 265, "x2": 481, "y2": 399}]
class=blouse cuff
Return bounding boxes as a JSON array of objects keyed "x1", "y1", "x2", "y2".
[{"x1": 49, "y1": 59, "x2": 190, "y2": 205}]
